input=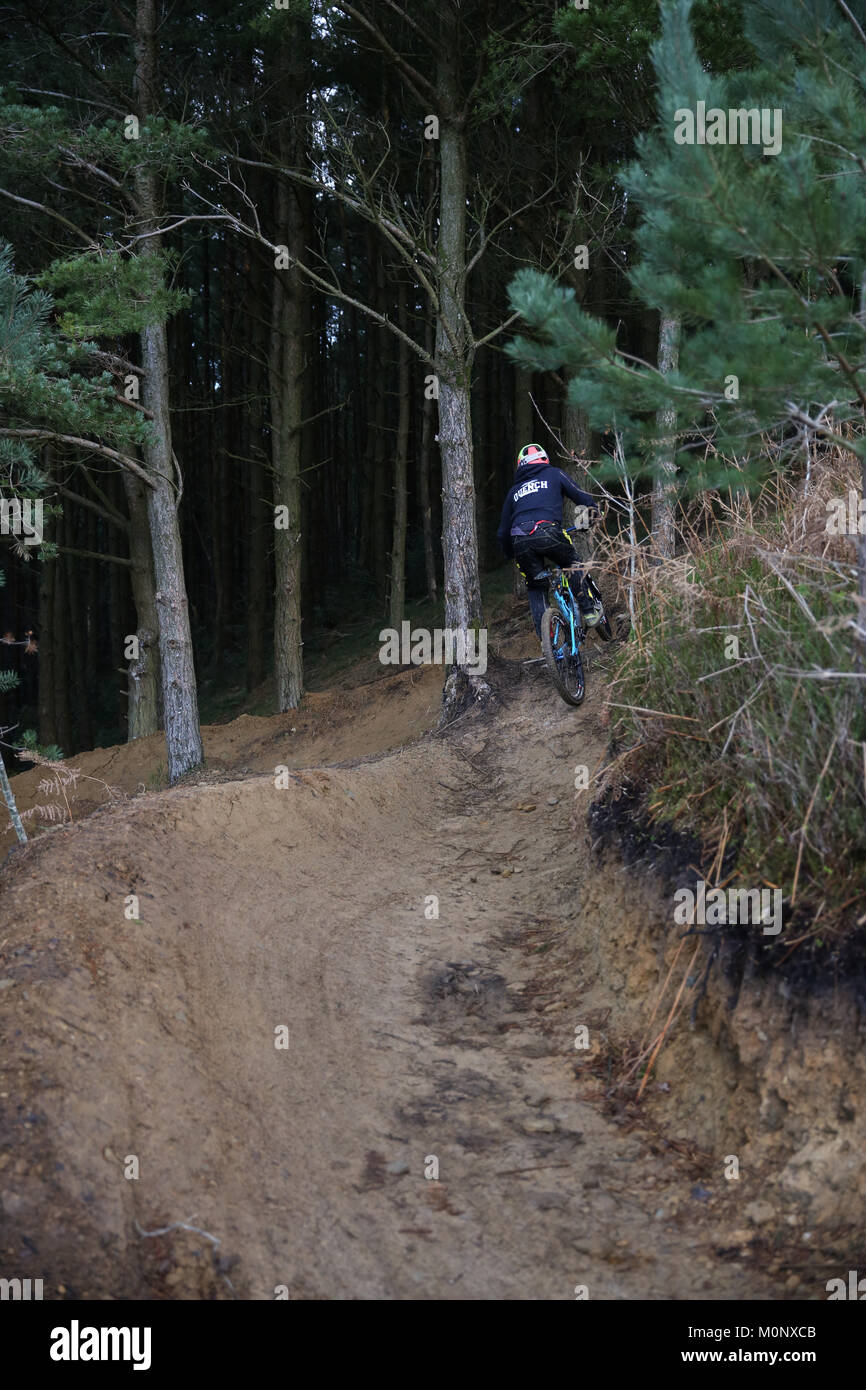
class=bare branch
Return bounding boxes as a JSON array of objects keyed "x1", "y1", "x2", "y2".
[
  {"x1": 232, "y1": 148, "x2": 437, "y2": 286},
  {"x1": 473, "y1": 310, "x2": 523, "y2": 352},
  {"x1": 0, "y1": 430, "x2": 155, "y2": 489},
  {"x1": 57, "y1": 544, "x2": 132, "y2": 567},
  {"x1": 0, "y1": 187, "x2": 98, "y2": 249},
  {"x1": 327, "y1": 1, "x2": 437, "y2": 107},
  {"x1": 180, "y1": 191, "x2": 434, "y2": 368},
  {"x1": 56, "y1": 485, "x2": 129, "y2": 532},
  {"x1": 835, "y1": 0, "x2": 866, "y2": 49},
  {"x1": 58, "y1": 145, "x2": 127, "y2": 194}
]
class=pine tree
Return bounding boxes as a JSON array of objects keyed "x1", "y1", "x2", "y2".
[
  {"x1": 0, "y1": 19, "x2": 209, "y2": 777},
  {"x1": 0, "y1": 242, "x2": 147, "y2": 476},
  {"x1": 508, "y1": 0, "x2": 866, "y2": 607}
]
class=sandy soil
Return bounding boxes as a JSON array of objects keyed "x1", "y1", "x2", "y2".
[
  {"x1": 0, "y1": 662, "x2": 445, "y2": 857},
  {"x1": 0, "y1": 621, "x2": 792, "y2": 1299}
]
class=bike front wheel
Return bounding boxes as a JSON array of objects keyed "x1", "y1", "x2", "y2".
[{"x1": 541, "y1": 607, "x2": 585, "y2": 706}]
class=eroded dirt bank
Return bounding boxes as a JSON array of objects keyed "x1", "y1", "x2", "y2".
[
  {"x1": 0, "y1": 646, "x2": 860, "y2": 1298},
  {"x1": 574, "y1": 812, "x2": 866, "y2": 1247}
]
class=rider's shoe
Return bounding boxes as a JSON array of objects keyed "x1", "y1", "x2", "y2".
[{"x1": 579, "y1": 599, "x2": 603, "y2": 628}]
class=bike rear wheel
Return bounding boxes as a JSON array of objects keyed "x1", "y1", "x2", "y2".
[{"x1": 541, "y1": 607, "x2": 585, "y2": 706}]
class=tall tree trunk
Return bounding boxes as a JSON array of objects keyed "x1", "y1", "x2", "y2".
[
  {"x1": 211, "y1": 329, "x2": 226, "y2": 675},
  {"x1": 85, "y1": 507, "x2": 100, "y2": 718},
  {"x1": 418, "y1": 310, "x2": 438, "y2": 603},
  {"x1": 487, "y1": 340, "x2": 504, "y2": 554},
  {"x1": 38, "y1": 556, "x2": 56, "y2": 745},
  {"x1": 270, "y1": 18, "x2": 309, "y2": 712},
  {"x1": 475, "y1": 346, "x2": 489, "y2": 573},
  {"x1": 371, "y1": 248, "x2": 388, "y2": 603},
  {"x1": 389, "y1": 285, "x2": 410, "y2": 627},
  {"x1": 247, "y1": 252, "x2": 270, "y2": 691},
  {"x1": 38, "y1": 449, "x2": 57, "y2": 747},
  {"x1": 435, "y1": 24, "x2": 482, "y2": 637},
  {"x1": 299, "y1": 240, "x2": 314, "y2": 620},
  {"x1": 514, "y1": 365, "x2": 533, "y2": 446},
  {"x1": 52, "y1": 511, "x2": 72, "y2": 755},
  {"x1": 359, "y1": 228, "x2": 379, "y2": 576},
  {"x1": 122, "y1": 472, "x2": 160, "y2": 739},
  {"x1": 66, "y1": 534, "x2": 93, "y2": 751},
  {"x1": 338, "y1": 205, "x2": 363, "y2": 568},
  {"x1": 511, "y1": 366, "x2": 533, "y2": 598},
  {"x1": 108, "y1": 506, "x2": 127, "y2": 733},
  {"x1": 563, "y1": 374, "x2": 594, "y2": 565},
  {"x1": 652, "y1": 313, "x2": 681, "y2": 558},
  {"x1": 213, "y1": 236, "x2": 234, "y2": 675},
  {"x1": 134, "y1": 0, "x2": 202, "y2": 781}
]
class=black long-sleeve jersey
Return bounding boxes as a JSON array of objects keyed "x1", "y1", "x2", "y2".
[{"x1": 497, "y1": 461, "x2": 596, "y2": 559}]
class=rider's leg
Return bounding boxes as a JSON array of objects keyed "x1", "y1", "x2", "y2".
[
  {"x1": 512, "y1": 538, "x2": 550, "y2": 638},
  {"x1": 548, "y1": 531, "x2": 600, "y2": 620},
  {"x1": 532, "y1": 530, "x2": 599, "y2": 619},
  {"x1": 526, "y1": 582, "x2": 548, "y2": 638}
]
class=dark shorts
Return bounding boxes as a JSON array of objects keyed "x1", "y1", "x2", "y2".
[{"x1": 512, "y1": 523, "x2": 578, "y2": 586}]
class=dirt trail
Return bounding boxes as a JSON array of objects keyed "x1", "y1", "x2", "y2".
[
  {"x1": 0, "y1": 647, "x2": 780, "y2": 1299},
  {"x1": 0, "y1": 662, "x2": 444, "y2": 856}
]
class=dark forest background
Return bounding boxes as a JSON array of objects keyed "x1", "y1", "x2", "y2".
[{"x1": 0, "y1": 0, "x2": 749, "y2": 757}]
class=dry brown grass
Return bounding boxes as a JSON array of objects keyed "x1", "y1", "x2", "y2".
[{"x1": 587, "y1": 438, "x2": 866, "y2": 936}]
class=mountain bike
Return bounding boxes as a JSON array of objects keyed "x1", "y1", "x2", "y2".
[{"x1": 540, "y1": 565, "x2": 612, "y2": 707}]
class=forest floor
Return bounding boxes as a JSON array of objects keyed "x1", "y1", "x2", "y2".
[{"x1": 0, "y1": 601, "x2": 796, "y2": 1299}]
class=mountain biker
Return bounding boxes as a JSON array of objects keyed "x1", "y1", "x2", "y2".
[{"x1": 497, "y1": 443, "x2": 602, "y2": 639}]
